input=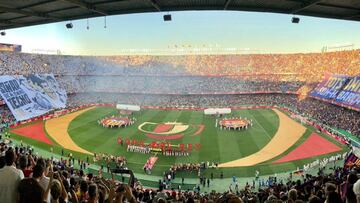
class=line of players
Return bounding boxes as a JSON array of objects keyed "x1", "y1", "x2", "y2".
[{"x1": 126, "y1": 144, "x2": 190, "y2": 157}]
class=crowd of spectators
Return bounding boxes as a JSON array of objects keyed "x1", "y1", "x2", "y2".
[
  {"x1": 1, "y1": 49, "x2": 360, "y2": 81},
  {"x1": 1, "y1": 133, "x2": 360, "y2": 203},
  {"x1": 57, "y1": 75, "x2": 304, "y2": 94},
  {"x1": 2, "y1": 50, "x2": 359, "y2": 105},
  {"x1": 0, "y1": 105, "x2": 16, "y2": 133},
  {"x1": 104, "y1": 50, "x2": 360, "y2": 82},
  {"x1": 169, "y1": 163, "x2": 202, "y2": 173},
  {"x1": 93, "y1": 153, "x2": 127, "y2": 172}
]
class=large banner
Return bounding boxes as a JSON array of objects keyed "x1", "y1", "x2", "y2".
[
  {"x1": 336, "y1": 76, "x2": 360, "y2": 109},
  {"x1": 310, "y1": 74, "x2": 349, "y2": 100},
  {"x1": 0, "y1": 74, "x2": 67, "y2": 121},
  {"x1": 0, "y1": 43, "x2": 22, "y2": 52}
]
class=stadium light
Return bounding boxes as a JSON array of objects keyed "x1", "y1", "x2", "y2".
[
  {"x1": 163, "y1": 14, "x2": 172, "y2": 21},
  {"x1": 66, "y1": 23, "x2": 73, "y2": 29},
  {"x1": 292, "y1": 17, "x2": 300, "y2": 24}
]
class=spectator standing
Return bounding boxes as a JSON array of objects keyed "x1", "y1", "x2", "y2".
[{"x1": 0, "y1": 148, "x2": 24, "y2": 203}]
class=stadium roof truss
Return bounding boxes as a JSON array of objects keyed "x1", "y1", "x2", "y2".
[{"x1": 0, "y1": 0, "x2": 360, "y2": 30}]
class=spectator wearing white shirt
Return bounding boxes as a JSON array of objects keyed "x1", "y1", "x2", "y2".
[
  {"x1": 0, "y1": 148, "x2": 24, "y2": 203},
  {"x1": 34, "y1": 158, "x2": 51, "y2": 203}
]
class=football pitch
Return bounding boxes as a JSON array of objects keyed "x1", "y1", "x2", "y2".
[{"x1": 10, "y1": 106, "x2": 348, "y2": 178}]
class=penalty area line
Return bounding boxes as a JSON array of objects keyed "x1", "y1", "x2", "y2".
[{"x1": 247, "y1": 111, "x2": 272, "y2": 140}]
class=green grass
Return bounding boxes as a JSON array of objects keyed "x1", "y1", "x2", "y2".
[
  {"x1": 66, "y1": 107, "x2": 278, "y2": 175},
  {"x1": 9, "y1": 106, "x2": 349, "y2": 178}
]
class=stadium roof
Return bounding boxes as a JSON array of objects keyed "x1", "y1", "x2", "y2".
[{"x1": 0, "y1": 0, "x2": 360, "y2": 30}]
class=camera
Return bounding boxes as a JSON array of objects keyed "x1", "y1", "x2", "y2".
[{"x1": 111, "y1": 168, "x2": 135, "y2": 187}]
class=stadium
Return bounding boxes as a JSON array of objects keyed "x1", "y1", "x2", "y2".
[{"x1": 0, "y1": 1, "x2": 360, "y2": 203}]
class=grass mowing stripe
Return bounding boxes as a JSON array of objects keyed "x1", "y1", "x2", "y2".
[
  {"x1": 254, "y1": 109, "x2": 278, "y2": 135},
  {"x1": 246, "y1": 110, "x2": 273, "y2": 140},
  {"x1": 197, "y1": 113, "x2": 220, "y2": 163},
  {"x1": 216, "y1": 119, "x2": 243, "y2": 164},
  {"x1": 177, "y1": 110, "x2": 201, "y2": 163},
  {"x1": 68, "y1": 107, "x2": 116, "y2": 132},
  {"x1": 245, "y1": 109, "x2": 276, "y2": 147}
]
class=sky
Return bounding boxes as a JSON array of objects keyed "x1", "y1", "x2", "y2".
[{"x1": 0, "y1": 11, "x2": 359, "y2": 55}]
